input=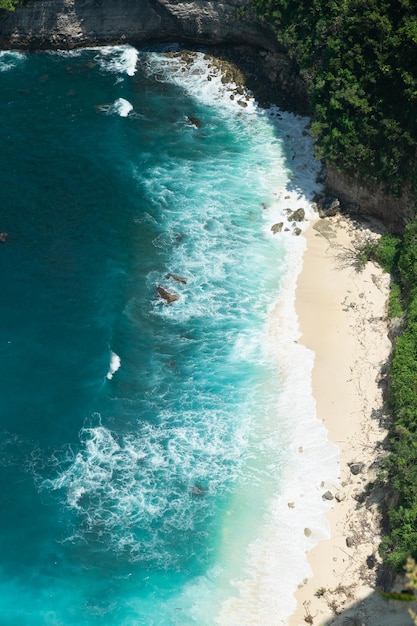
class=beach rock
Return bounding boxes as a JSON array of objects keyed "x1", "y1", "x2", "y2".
[
  {"x1": 346, "y1": 536, "x2": 355, "y2": 548},
  {"x1": 293, "y1": 227, "x2": 302, "y2": 236},
  {"x1": 304, "y1": 527, "x2": 312, "y2": 537},
  {"x1": 318, "y1": 196, "x2": 340, "y2": 218},
  {"x1": 0, "y1": 232, "x2": 8, "y2": 243},
  {"x1": 271, "y1": 222, "x2": 283, "y2": 234},
  {"x1": 322, "y1": 490, "x2": 334, "y2": 500},
  {"x1": 166, "y1": 273, "x2": 187, "y2": 285},
  {"x1": 157, "y1": 286, "x2": 179, "y2": 304},
  {"x1": 366, "y1": 554, "x2": 377, "y2": 569},
  {"x1": 288, "y1": 208, "x2": 305, "y2": 222},
  {"x1": 287, "y1": 502, "x2": 295, "y2": 508},
  {"x1": 335, "y1": 491, "x2": 346, "y2": 502},
  {"x1": 349, "y1": 462, "x2": 365, "y2": 475},
  {"x1": 388, "y1": 315, "x2": 405, "y2": 342}
]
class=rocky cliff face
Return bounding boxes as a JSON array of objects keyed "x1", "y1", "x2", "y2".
[
  {"x1": 0, "y1": 0, "x2": 278, "y2": 50},
  {"x1": 326, "y1": 166, "x2": 414, "y2": 233}
]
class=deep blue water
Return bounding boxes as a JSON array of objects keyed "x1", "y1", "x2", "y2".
[{"x1": 0, "y1": 46, "x2": 326, "y2": 625}]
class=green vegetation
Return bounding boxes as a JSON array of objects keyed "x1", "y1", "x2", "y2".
[
  {"x1": 360, "y1": 228, "x2": 417, "y2": 570},
  {"x1": 251, "y1": 0, "x2": 417, "y2": 196},
  {"x1": 0, "y1": 0, "x2": 20, "y2": 10},
  {"x1": 372, "y1": 233, "x2": 404, "y2": 317}
]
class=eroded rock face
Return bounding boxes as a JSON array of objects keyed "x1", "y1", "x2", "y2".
[
  {"x1": 0, "y1": 0, "x2": 278, "y2": 50},
  {"x1": 326, "y1": 166, "x2": 414, "y2": 233}
]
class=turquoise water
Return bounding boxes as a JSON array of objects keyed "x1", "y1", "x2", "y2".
[{"x1": 0, "y1": 46, "x2": 335, "y2": 625}]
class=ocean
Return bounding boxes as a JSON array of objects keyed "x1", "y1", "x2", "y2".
[{"x1": 0, "y1": 45, "x2": 338, "y2": 625}]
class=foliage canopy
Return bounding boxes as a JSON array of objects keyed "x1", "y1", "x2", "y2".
[
  {"x1": 251, "y1": 0, "x2": 417, "y2": 196},
  {"x1": 0, "y1": 0, "x2": 20, "y2": 10}
]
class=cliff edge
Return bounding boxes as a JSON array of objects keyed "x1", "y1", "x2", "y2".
[{"x1": 0, "y1": 0, "x2": 278, "y2": 50}]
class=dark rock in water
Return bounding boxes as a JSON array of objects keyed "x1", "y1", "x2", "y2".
[
  {"x1": 186, "y1": 116, "x2": 201, "y2": 128},
  {"x1": 157, "y1": 286, "x2": 179, "y2": 303},
  {"x1": 293, "y1": 227, "x2": 302, "y2": 236},
  {"x1": 288, "y1": 208, "x2": 305, "y2": 222},
  {"x1": 0, "y1": 232, "x2": 8, "y2": 243},
  {"x1": 166, "y1": 273, "x2": 187, "y2": 285},
  {"x1": 271, "y1": 222, "x2": 283, "y2": 234},
  {"x1": 191, "y1": 484, "x2": 207, "y2": 497}
]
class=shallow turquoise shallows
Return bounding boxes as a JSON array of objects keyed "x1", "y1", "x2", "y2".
[{"x1": 0, "y1": 46, "x2": 325, "y2": 625}]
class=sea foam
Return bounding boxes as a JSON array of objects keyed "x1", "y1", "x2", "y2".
[
  {"x1": 106, "y1": 350, "x2": 121, "y2": 379},
  {"x1": 0, "y1": 50, "x2": 26, "y2": 72}
]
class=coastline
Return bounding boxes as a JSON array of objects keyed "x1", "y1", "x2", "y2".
[{"x1": 289, "y1": 214, "x2": 406, "y2": 625}]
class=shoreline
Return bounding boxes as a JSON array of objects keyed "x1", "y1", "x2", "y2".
[{"x1": 289, "y1": 214, "x2": 406, "y2": 625}]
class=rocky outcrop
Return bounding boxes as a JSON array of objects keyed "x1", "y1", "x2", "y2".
[
  {"x1": 288, "y1": 208, "x2": 305, "y2": 222},
  {"x1": 0, "y1": 0, "x2": 278, "y2": 50},
  {"x1": 166, "y1": 273, "x2": 187, "y2": 284},
  {"x1": 326, "y1": 166, "x2": 414, "y2": 233},
  {"x1": 157, "y1": 285, "x2": 179, "y2": 303}
]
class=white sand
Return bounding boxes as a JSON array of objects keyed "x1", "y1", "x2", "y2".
[{"x1": 289, "y1": 214, "x2": 413, "y2": 625}]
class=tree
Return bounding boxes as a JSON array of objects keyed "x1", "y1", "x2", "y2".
[{"x1": 0, "y1": 0, "x2": 20, "y2": 10}]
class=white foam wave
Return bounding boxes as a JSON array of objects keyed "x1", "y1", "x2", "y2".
[
  {"x1": 96, "y1": 98, "x2": 134, "y2": 117},
  {"x1": 0, "y1": 51, "x2": 26, "y2": 73},
  {"x1": 145, "y1": 50, "x2": 257, "y2": 114},
  {"x1": 106, "y1": 350, "x2": 121, "y2": 380},
  {"x1": 94, "y1": 45, "x2": 138, "y2": 76},
  {"x1": 112, "y1": 97, "x2": 133, "y2": 117},
  {"x1": 42, "y1": 410, "x2": 249, "y2": 566}
]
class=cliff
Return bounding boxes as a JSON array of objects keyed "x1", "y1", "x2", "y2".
[
  {"x1": 0, "y1": 0, "x2": 278, "y2": 50},
  {"x1": 326, "y1": 166, "x2": 414, "y2": 233}
]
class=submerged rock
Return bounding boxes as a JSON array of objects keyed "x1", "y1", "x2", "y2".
[
  {"x1": 166, "y1": 273, "x2": 187, "y2": 285},
  {"x1": 0, "y1": 232, "x2": 8, "y2": 243},
  {"x1": 186, "y1": 116, "x2": 201, "y2": 129}
]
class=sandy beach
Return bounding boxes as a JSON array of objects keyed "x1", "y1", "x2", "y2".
[{"x1": 289, "y1": 214, "x2": 413, "y2": 626}]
